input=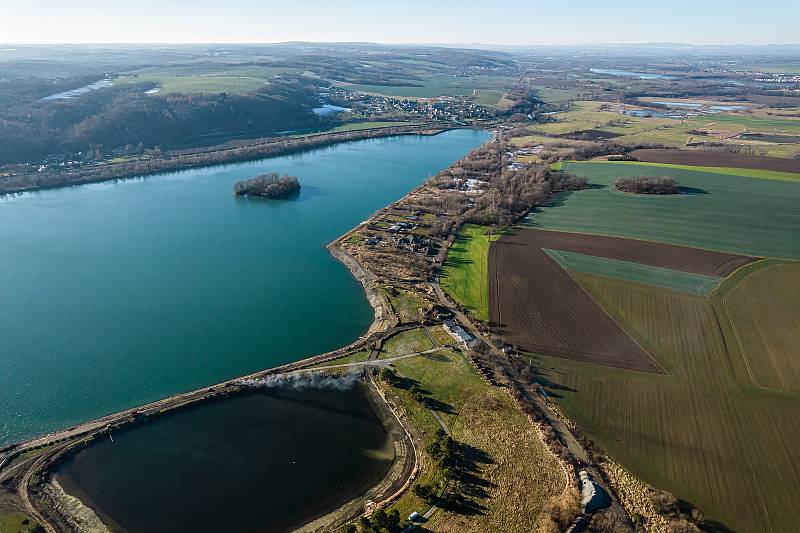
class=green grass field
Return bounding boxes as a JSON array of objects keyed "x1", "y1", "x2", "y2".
[
  {"x1": 584, "y1": 160, "x2": 800, "y2": 183},
  {"x1": 543, "y1": 248, "x2": 722, "y2": 296},
  {"x1": 292, "y1": 121, "x2": 417, "y2": 139},
  {"x1": 339, "y1": 74, "x2": 515, "y2": 99},
  {"x1": 120, "y1": 65, "x2": 295, "y2": 95},
  {"x1": 527, "y1": 162, "x2": 800, "y2": 259},
  {"x1": 381, "y1": 350, "x2": 565, "y2": 531},
  {"x1": 532, "y1": 101, "x2": 681, "y2": 136},
  {"x1": 380, "y1": 328, "x2": 433, "y2": 357},
  {"x1": 692, "y1": 113, "x2": 800, "y2": 135},
  {"x1": 537, "y1": 265, "x2": 800, "y2": 532},
  {"x1": 440, "y1": 224, "x2": 493, "y2": 321},
  {"x1": 471, "y1": 89, "x2": 505, "y2": 107}
]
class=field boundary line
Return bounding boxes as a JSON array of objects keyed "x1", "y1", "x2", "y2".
[
  {"x1": 720, "y1": 266, "x2": 763, "y2": 386},
  {"x1": 549, "y1": 252, "x2": 668, "y2": 375}
]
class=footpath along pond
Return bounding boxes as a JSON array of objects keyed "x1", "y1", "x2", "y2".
[{"x1": 0, "y1": 129, "x2": 491, "y2": 445}]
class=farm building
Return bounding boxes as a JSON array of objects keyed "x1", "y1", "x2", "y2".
[{"x1": 443, "y1": 320, "x2": 476, "y2": 347}]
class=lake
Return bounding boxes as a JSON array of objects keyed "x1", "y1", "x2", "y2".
[
  {"x1": 590, "y1": 68, "x2": 675, "y2": 80},
  {"x1": 0, "y1": 129, "x2": 490, "y2": 444},
  {"x1": 57, "y1": 380, "x2": 393, "y2": 532}
]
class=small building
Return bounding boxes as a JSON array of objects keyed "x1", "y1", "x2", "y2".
[{"x1": 443, "y1": 320, "x2": 476, "y2": 347}]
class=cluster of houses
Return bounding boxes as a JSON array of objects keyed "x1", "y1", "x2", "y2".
[
  {"x1": 363, "y1": 214, "x2": 442, "y2": 258},
  {"x1": 325, "y1": 87, "x2": 495, "y2": 123},
  {"x1": 506, "y1": 146, "x2": 542, "y2": 170},
  {"x1": 450, "y1": 176, "x2": 487, "y2": 194}
]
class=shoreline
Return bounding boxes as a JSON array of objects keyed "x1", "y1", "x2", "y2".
[
  {"x1": 0, "y1": 236, "x2": 411, "y2": 533},
  {"x1": 0, "y1": 123, "x2": 453, "y2": 196},
  {"x1": 0, "y1": 155, "x2": 436, "y2": 533}
]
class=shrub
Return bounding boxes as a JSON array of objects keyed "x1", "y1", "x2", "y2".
[{"x1": 615, "y1": 176, "x2": 678, "y2": 194}]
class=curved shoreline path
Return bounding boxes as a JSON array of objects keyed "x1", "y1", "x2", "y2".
[{"x1": 0, "y1": 129, "x2": 491, "y2": 445}]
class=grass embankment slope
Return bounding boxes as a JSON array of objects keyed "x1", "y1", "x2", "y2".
[
  {"x1": 529, "y1": 162, "x2": 800, "y2": 259},
  {"x1": 441, "y1": 225, "x2": 494, "y2": 321},
  {"x1": 379, "y1": 350, "x2": 565, "y2": 532},
  {"x1": 520, "y1": 161, "x2": 800, "y2": 531}
]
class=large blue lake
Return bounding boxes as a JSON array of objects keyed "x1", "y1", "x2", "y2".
[{"x1": 0, "y1": 129, "x2": 489, "y2": 444}]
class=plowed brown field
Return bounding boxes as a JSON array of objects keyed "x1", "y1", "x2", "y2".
[
  {"x1": 630, "y1": 148, "x2": 800, "y2": 173},
  {"x1": 488, "y1": 229, "x2": 755, "y2": 372}
]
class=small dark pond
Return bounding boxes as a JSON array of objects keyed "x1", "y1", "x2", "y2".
[{"x1": 57, "y1": 380, "x2": 393, "y2": 533}]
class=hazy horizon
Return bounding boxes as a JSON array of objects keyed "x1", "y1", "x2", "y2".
[{"x1": 2, "y1": 0, "x2": 798, "y2": 47}]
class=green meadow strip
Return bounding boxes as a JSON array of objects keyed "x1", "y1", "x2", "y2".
[{"x1": 543, "y1": 248, "x2": 722, "y2": 296}]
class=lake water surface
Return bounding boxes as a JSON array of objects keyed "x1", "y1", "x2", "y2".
[
  {"x1": 57, "y1": 381, "x2": 392, "y2": 532},
  {"x1": 0, "y1": 129, "x2": 490, "y2": 444}
]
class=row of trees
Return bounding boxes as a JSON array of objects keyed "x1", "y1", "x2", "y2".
[{"x1": 0, "y1": 124, "x2": 420, "y2": 194}]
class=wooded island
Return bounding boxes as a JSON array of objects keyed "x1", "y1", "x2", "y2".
[{"x1": 234, "y1": 172, "x2": 301, "y2": 198}]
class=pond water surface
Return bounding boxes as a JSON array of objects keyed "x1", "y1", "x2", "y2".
[{"x1": 57, "y1": 381, "x2": 392, "y2": 533}]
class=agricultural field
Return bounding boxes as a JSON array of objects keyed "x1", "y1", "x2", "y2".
[
  {"x1": 530, "y1": 100, "x2": 682, "y2": 137},
  {"x1": 440, "y1": 224, "x2": 494, "y2": 321},
  {"x1": 528, "y1": 101, "x2": 800, "y2": 157},
  {"x1": 117, "y1": 65, "x2": 296, "y2": 94},
  {"x1": 378, "y1": 350, "x2": 565, "y2": 531},
  {"x1": 489, "y1": 231, "x2": 660, "y2": 373},
  {"x1": 528, "y1": 162, "x2": 800, "y2": 259},
  {"x1": 483, "y1": 153, "x2": 800, "y2": 530},
  {"x1": 715, "y1": 260, "x2": 800, "y2": 393},
  {"x1": 543, "y1": 249, "x2": 723, "y2": 296},
  {"x1": 470, "y1": 89, "x2": 505, "y2": 107},
  {"x1": 532, "y1": 87, "x2": 582, "y2": 104},
  {"x1": 630, "y1": 148, "x2": 800, "y2": 175},
  {"x1": 338, "y1": 74, "x2": 516, "y2": 100},
  {"x1": 471, "y1": 223, "x2": 754, "y2": 372},
  {"x1": 536, "y1": 264, "x2": 800, "y2": 532}
]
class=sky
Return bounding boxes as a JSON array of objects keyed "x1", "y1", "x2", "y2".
[{"x1": 1, "y1": 0, "x2": 798, "y2": 46}]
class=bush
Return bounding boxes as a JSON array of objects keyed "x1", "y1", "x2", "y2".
[{"x1": 615, "y1": 176, "x2": 678, "y2": 194}]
